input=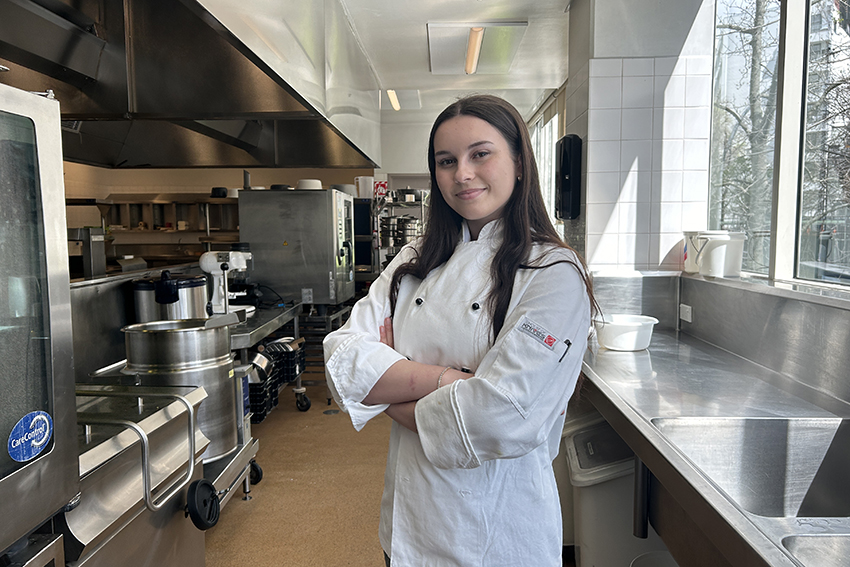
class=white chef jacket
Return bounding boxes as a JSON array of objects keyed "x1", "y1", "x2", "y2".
[{"x1": 323, "y1": 219, "x2": 590, "y2": 567}]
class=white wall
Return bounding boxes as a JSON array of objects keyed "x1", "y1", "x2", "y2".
[
  {"x1": 378, "y1": 122, "x2": 432, "y2": 175},
  {"x1": 593, "y1": 0, "x2": 714, "y2": 59},
  {"x1": 572, "y1": 0, "x2": 714, "y2": 272}
]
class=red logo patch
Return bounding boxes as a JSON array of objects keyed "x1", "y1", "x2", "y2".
[{"x1": 544, "y1": 335, "x2": 557, "y2": 347}]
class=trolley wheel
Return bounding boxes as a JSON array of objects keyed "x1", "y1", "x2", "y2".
[
  {"x1": 296, "y1": 393, "x2": 311, "y2": 412},
  {"x1": 249, "y1": 460, "x2": 263, "y2": 485},
  {"x1": 186, "y1": 479, "x2": 220, "y2": 531}
]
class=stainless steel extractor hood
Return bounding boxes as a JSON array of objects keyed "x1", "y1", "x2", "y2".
[{"x1": 0, "y1": 0, "x2": 378, "y2": 168}]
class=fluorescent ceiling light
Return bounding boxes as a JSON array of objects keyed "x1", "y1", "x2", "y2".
[
  {"x1": 386, "y1": 89, "x2": 401, "y2": 111},
  {"x1": 465, "y1": 27, "x2": 484, "y2": 74},
  {"x1": 428, "y1": 22, "x2": 528, "y2": 75},
  {"x1": 381, "y1": 90, "x2": 422, "y2": 112}
]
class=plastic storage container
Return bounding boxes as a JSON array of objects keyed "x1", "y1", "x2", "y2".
[
  {"x1": 594, "y1": 314, "x2": 659, "y2": 351},
  {"x1": 565, "y1": 419, "x2": 668, "y2": 567},
  {"x1": 697, "y1": 231, "x2": 747, "y2": 277},
  {"x1": 556, "y1": 400, "x2": 606, "y2": 546}
]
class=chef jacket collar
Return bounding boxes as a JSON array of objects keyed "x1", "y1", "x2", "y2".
[{"x1": 461, "y1": 218, "x2": 504, "y2": 244}]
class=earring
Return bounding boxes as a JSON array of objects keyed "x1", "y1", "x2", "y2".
[{"x1": 517, "y1": 175, "x2": 522, "y2": 181}]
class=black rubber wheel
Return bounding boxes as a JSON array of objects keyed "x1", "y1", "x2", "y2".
[
  {"x1": 249, "y1": 460, "x2": 263, "y2": 485},
  {"x1": 296, "y1": 393, "x2": 311, "y2": 412},
  {"x1": 186, "y1": 479, "x2": 220, "y2": 530}
]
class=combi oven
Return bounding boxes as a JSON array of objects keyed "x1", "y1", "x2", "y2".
[{"x1": 0, "y1": 83, "x2": 79, "y2": 556}]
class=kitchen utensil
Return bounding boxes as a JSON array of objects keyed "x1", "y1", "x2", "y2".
[
  {"x1": 355, "y1": 175, "x2": 374, "y2": 198},
  {"x1": 132, "y1": 271, "x2": 209, "y2": 323},
  {"x1": 594, "y1": 314, "x2": 659, "y2": 351},
  {"x1": 121, "y1": 319, "x2": 238, "y2": 462},
  {"x1": 697, "y1": 231, "x2": 747, "y2": 277}
]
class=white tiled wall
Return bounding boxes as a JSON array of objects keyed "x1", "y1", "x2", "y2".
[{"x1": 584, "y1": 56, "x2": 711, "y2": 271}]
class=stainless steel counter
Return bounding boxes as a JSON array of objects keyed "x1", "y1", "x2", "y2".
[
  {"x1": 230, "y1": 303, "x2": 301, "y2": 350},
  {"x1": 582, "y1": 330, "x2": 850, "y2": 567}
]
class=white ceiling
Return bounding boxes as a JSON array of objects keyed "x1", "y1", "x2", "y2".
[{"x1": 341, "y1": 0, "x2": 572, "y2": 124}]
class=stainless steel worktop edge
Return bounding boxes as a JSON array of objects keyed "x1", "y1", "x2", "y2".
[{"x1": 581, "y1": 331, "x2": 812, "y2": 567}]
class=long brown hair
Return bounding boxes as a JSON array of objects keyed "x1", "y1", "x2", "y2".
[{"x1": 389, "y1": 94, "x2": 598, "y2": 341}]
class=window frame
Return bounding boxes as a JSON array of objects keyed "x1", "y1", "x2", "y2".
[{"x1": 770, "y1": 0, "x2": 809, "y2": 282}]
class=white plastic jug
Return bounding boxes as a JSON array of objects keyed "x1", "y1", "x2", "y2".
[{"x1": 697, "y1": 232, "x2": 747, "y2": 277}]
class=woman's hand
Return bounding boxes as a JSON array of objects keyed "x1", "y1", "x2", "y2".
[{"x1": 379, "y1": 317, "x2": 394, "y2": 349}]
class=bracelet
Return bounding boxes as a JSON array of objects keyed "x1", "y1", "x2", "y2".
[{"x1": 437, "y1": 366, "x2": 451, "y2": 390}]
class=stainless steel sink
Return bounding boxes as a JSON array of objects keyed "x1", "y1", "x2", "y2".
[
  {"x1": 783, "y1": 535, "x2": 850, "y2": 567},
  {"x1": 651, "y1": 417, "x2": 850, "y2": 517}
]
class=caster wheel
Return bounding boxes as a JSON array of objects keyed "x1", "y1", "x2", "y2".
[
  {"x1": 296, "y1": 393, "x2": 311, "y2": 412},
  {"x1": 250, "y1": 460, "x2": 263, "y2": 485},
  {"x1": 186, "y1": 479, "x2": 220, "y2": 530}
]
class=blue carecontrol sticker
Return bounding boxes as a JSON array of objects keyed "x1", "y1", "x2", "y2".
[{"x1": 8, "y1": 411, "x2": 53, "y2": 463}]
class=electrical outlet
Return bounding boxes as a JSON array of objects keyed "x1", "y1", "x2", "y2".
[{"x1": 679, "y1": 303, "x2": 693, "y2": 323}]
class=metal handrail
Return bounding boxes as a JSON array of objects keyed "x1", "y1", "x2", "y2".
[{"x1": 76, "y1": 388, "x2": 196, "y2": 512}]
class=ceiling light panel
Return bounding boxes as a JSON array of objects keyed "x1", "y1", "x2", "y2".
[
  {"x1": 381, "y1": 89, "x2": 422, "y2": 111},
  {"x1": 428, "y1": 22, "x2": 528, "y2": 75}
]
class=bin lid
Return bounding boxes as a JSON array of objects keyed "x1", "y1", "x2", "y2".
[{"x1": 566, "y1": 419, "x2": 635, "y2": 486}]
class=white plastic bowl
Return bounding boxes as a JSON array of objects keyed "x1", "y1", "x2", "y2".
[
  {"x1": 594, "y1": 314, "x2": 659, "y2": 351},
  {"x1": 296, "y1": 178, "x2": 323, "y2": 190}
]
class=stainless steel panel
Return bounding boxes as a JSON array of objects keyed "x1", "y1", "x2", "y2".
[
  {"x1": 60, "y1": 385, "x2": 208, "y2": 563},
  {"x1": 239, "y1": 189, "x2": 355, "y2": 305},
  {"x1": 195, "y1": 0, "x2": 327, "y2": 116},
  {"x1": 783, "y1": 535, "x2": 850, "y2": 567},
  {"x1": 592, "y1": 272, "x2": 679, "y2": 330},
  {"x1": 2, "y1": 534, "x2": 64, "y2": 567},
  {"x1": 0, "y1": 0, "x2": 105, "y2": 83},
  {"x1": 70, "y1": 463, "x2": 204, "y2": 567},
  {"x1": 583, "y1": 328, "x2": 850, "y2": 567},
  {"x1": 70, "y1": 265, "x2": 204, "y2": 384},
  {"x1": 324, "y1": 0, "x2": 382, "y2": 166},
  {"x1": 133, "y1": 285, "x2": 208, "y2": 323},
  {"x1": 0, "y1": 82, "x2": 79, "y2": 554},
  {"x1": 0, "y1": 0, "x2": 379, "y2": 169},
  {"x1": 122, "y1": 320, "x2": 238, "y2": 462},
  {"x1": 680, "y1": 276, "x2": 850, "y2": 405},
  {"x1": 653, "y1": 417, "x2": 850, "y2": 517}
]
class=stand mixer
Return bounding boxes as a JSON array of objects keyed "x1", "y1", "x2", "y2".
[{"x1": 199, "y1": 250, "x2": 253, "y2": 315}]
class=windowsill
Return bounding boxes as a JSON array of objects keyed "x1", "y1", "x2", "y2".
[{"x1": 682, "y1": 271, "x2": 850, "y2": 312}]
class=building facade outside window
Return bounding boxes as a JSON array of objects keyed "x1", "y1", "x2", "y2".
[
  {"x1": 709, "y1": 0, "x2": 781, "y2": 275},
  {"x1": 798, "y1": 0, "x2": 850, "y2": 283},
  {"x1": 711, "y1": 0, "x2": 850, "y2": 285}
]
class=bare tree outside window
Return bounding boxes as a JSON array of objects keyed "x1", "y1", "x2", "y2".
[
  {"x1": 798, "y1": 0, "x2": 850, "y2": 283},
  {"x1": 710, "y1": 0, "x2": 781, "y2": 275}
]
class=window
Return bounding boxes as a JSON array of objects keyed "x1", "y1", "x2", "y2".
[
  {"x1": 710, "y1": 0, "x2": 782, "y2": 274},
  {"x1": 530, "y1": 111, "x2": 560, "y2": 228},
  {"x1": 710, "y1": 0, "x2": 850, "y2": 287},
  {"x1": 798, "y1": 0, "x2": 850, "y2": 283}
]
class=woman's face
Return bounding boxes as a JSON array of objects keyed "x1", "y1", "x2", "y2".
[{"x1": 433, "y1": 115, "x2": 520, "y2": 239}]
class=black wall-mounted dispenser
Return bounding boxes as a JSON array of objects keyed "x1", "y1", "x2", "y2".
[{"x1": 555, "y1": 134, "x2": 582, "y2": 220}]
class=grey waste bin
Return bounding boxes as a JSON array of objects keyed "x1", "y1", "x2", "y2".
[{"x1": 566, "y1": 419, "x2": 668, "y2": 567}]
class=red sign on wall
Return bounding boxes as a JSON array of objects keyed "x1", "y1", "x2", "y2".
[{"x1": 375, "y1": 181, "x2": 388, "y2": 198}]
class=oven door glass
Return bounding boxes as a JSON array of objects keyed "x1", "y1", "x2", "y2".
[{"x1": 0, "y1": 109, "x2": 53, "y2": 478}]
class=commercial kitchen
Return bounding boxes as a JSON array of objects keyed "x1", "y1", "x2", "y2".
[{"x1": 2, "y1": 0, "x2": 849, "y2": 566}]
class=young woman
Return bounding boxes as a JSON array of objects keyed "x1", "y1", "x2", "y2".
[{"x1": 324, "y1": 94, "x2": 596, "y2": 566}]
